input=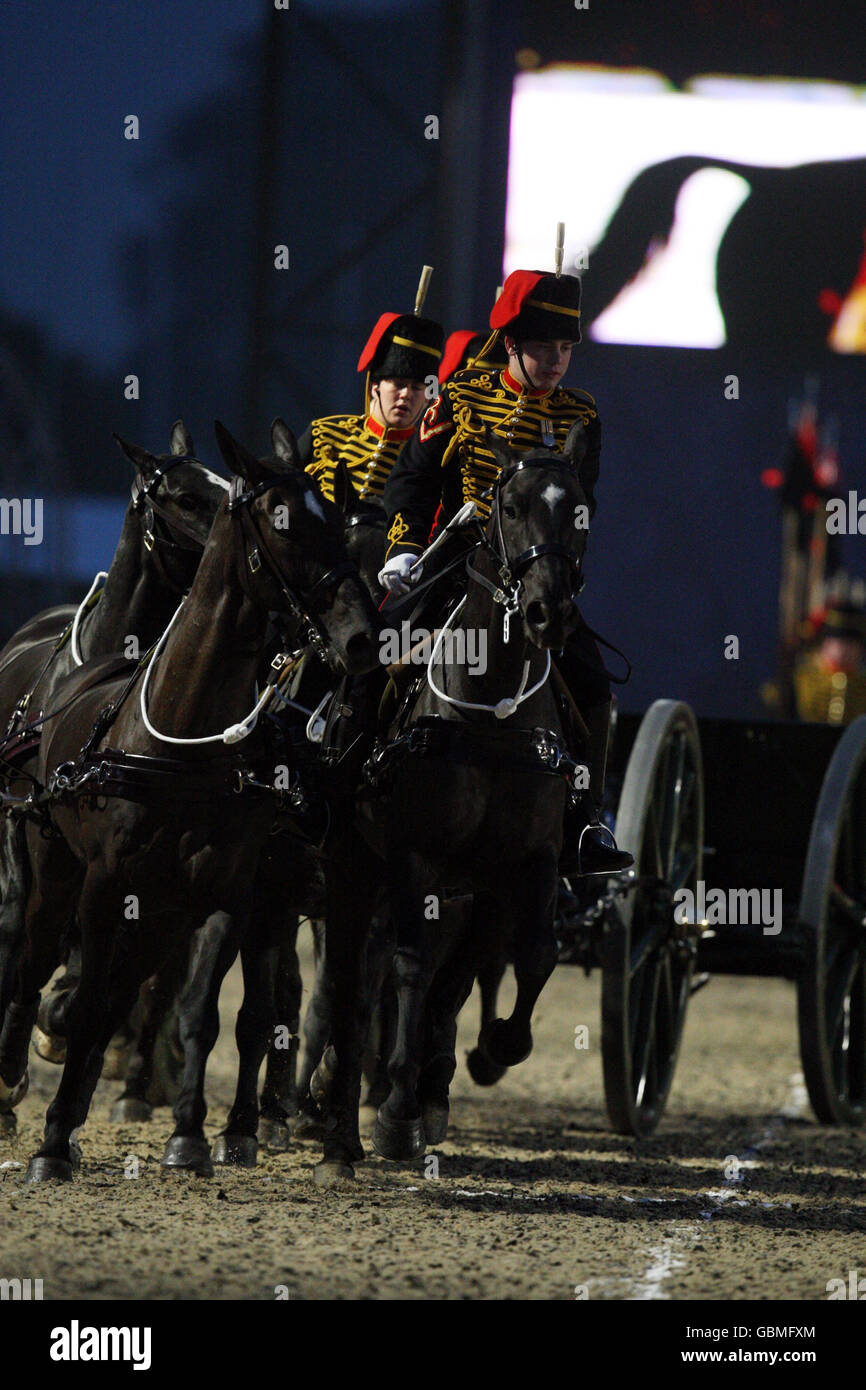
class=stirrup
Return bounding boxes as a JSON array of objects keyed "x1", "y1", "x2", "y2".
[{"x1": 576, "y1": 819, "x2": 634, "y2": 876}]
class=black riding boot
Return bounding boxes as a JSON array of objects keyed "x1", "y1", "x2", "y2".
[{"x1": 561, "y1": 700, "x2": 634, "y2": 876}]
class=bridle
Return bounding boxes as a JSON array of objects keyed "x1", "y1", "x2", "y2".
[
  {"x1": 466, "y1": 455, "x2": 585, "y2": 641},
  {"x1": 227, "y1": 473, "x2": 356, "y2": 663},
  {"x1": 131, "y1": 454, "x2": 210, "y2": 555}
]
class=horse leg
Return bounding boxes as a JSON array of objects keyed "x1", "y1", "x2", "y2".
[
  {"x1": 359, "y1": 906, "x2": 396, "y2": 1112},
  {"x1": 466, "y1": 952, "x2": 509, "y2": 1085},
  {"x1": 26, "y1": 872, "x2": 133, "y2": 1181},
  {"x1": 370, "y1": 853, "x2": 435, "y2": 1163},
  {"x1": 213, "y1": 929, "x2": 280, "y2": 1169},
  {"x1": 162, "y1": 911, "x2": 239, "y2": 1177},
  {"x1": 259, "y1": 922, "x2": 302, "y2": 1151},
  {"x1": 0, "y1": 817, "x2": 30, "y2": 1025},
  {"x1": 479, "y1": 850, "x2": 559, "y2": 1069},
  {"x1": 314, "y1": 836, "x2": 378, "y2": 1185},
  {"x1": 111, "y1": 937, "x2": 188, "y2": 1123},
  {"x1": 0, "y1": 837, "x2": 78, "y2": 1125},
  {"x1": 293, "y1": 917, "x2": 331, "y2": 1137},
  {"x1": 465, "y1": 891, "x2": 509, "y2": 1086},
  {"x1": 418, "y1": 909, "x2": 479, "y2": 1144}
]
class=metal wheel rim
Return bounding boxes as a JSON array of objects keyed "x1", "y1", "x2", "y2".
[
  {"x1": 797, "y1": 715, "x2": 866, "y2": 1124},
  {"x1": 602, "y1": 700, "x2": 704, "y2": 1135}
]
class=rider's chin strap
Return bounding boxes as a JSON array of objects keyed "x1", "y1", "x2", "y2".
[{"x1": 513, "y1": 343, "x2": 539, "y2": 393}]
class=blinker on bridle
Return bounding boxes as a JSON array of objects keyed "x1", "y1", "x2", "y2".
[
  {"x1": 227, "y1": 473, "x2": 355, "y2": 662},
  {"x1": 131, "y1": 453, "x2": 208, "y2": 555}
]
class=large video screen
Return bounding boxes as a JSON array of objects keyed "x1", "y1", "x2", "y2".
[{"x1": 505, "y1": 70, "x2": 866, "y2": 353}]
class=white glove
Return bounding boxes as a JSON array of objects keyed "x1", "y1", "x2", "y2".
[{"x1": 378, "y1": 552, "x2": 423, "y2": 596}]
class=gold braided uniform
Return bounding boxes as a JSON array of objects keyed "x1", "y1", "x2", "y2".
[
  {"x1": 298, "y1": 414, "x2": 416, "y2": 504},
  {"x1": 383, "y1": 366, "x2": 600, "y2": 557},
  {"x1": 794, "y1": 654, "x2": 866, "y2": 725}
]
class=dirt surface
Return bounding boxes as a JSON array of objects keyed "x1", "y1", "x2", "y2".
[{"x1": 2, "y1": 931, "x2": 865, "y2": 1302}]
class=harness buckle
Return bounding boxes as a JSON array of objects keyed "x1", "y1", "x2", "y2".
[
  {"x1": 248, "y1": 548, "x2": 261, "y2": 574},
  {"x1": 144, "y1": 529, "x2": 155, "y2": 552},
  {"x1": 233, "y1": 768, "x2": 245, "y2": 794}
]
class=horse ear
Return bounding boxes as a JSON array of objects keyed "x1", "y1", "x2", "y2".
[
  {"x1": 214, "y1": 421, "x2": 270, "y2": 485},
  {"x1": 483, "y1": 426, "x2": 516, "y2": 474},
  {"x1": 270, "y1": 417, "x2": 302, "y2": 468},
  {"x1": 170, "y1": 419, "x2": 195, "y2": 457},
  {"x1": 114, "y1": 433, "x2": 157, "y2": 476},
  {"x1": 561, "y1": 419, "x2": 588, "y2": 471},
  {"x1": 330, "y1": 459, "x2": 357, "y2": 513}
]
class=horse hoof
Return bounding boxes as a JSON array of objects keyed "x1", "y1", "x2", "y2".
[
  {"x1": 478, "y1": 1019, "x2": 533, "y2": 1069},
  {"x1": 310, "y1": 1049, "x2": 337, "y2": 1109},
  {"x1": 212, "y1": 1134, "x2": 258, "y2": 1168},
  {"x1": 161, "y1": 1136, "x2": 214, "y2": 1177},
  {"x1": 422, "y1": 1101, "x2": 449, "y2": 1146},
  {"x1": 372, "y1": 1111, "x2": 425, "y2": 1161},
  {"x1": 314, "y1": 1160, "x2": 355, "y2": 1187},
  {"x1": 466, "y1": 1046, "x2": 507, "y2": 1087},
  {"x1": 0, "y1": 1068, "x2": 29, "y2": 1109},
  {"x1": 110, "y1": 1097, "x2": 152, "y2": 1124},
  {"x1": 291, "y1": 1111, "x2": 325, "y2": 1142},
  {"x1": 26, "y1": 1156, "x2": 73, "y2": 1183},
  {"x1": 0, "y1": 1109, "x2": 17, "y2": 1134},
  {"x1": 32, "y1": 1026, "x2": 66, "y2": 1065},
  {"x1": 258, "y1": 1116, "x2": 292, "y2": 1151}
]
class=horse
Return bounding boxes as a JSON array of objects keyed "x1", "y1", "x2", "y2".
[
  {"x1": 0, "y1": 423, "x2": 227, "y2": 1103},
  {"x1": 105, "y1": 421, "x2": 392, "y2": 1157},
  {"x1": 313, "y1": 421, "x2": 593, "y2": 1183},
  {"x1": 0, "y1": 422, "x2": 379, "y2": 1181}
]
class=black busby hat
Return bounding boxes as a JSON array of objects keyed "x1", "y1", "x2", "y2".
[
  {"x1": 490, "y1": 269, "x2": 582, "y2": 344},
  {"x1": 357, "y1": 313, "x2": 444, "y2": 382}
]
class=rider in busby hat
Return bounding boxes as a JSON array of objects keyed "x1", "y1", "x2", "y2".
[
  {"x1": 438, "y1": 327, "x2": 509, "y2": 384},
  {"x1": 380, "y1": 230, "x2": 631, "y2": 876},
  {"x1": 299, "y1": 269, "x2": 444, "y2": 504}
]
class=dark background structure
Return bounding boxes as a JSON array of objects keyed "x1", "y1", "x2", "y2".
[{"x1": 1, "y1": 0, "x2": 865, "y2": 715}]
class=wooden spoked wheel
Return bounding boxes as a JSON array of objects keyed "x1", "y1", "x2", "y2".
[
  {"x1": 601, "y1": 701, "x2": 704, "y2": 1136},
  {"x1": 797, "y1": 715, "x2": 866, "y2": 1124}
]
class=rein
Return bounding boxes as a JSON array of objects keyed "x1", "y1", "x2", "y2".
[
  {"x1": 423, "y1": 459, "x2": 584, "y2": 720},
  {"x1": 138, "y1": 475, "x2": 355, "y2": 748},
  {"x1": 227, "y1": 474, "x2": 355, "y2": 665}
]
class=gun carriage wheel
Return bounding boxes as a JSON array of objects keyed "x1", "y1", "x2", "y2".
[
  {"x1": 601, "y1": 700, "x2": 704, "y2": 1136},
  {"x1": 797, "y1": 715, "x2": 866, "y2": 1124}
]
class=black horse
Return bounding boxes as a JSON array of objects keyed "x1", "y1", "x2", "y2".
[
  {"x1": 314, "y1": 422, "x2": 593, "y2": 1183},
  {"x1": 106, "y1": 421, "x2": 391, "y2": 1157},
  {"x1": 0, "y1": 422, "x2": 379, "y2": 1180},
  {"x1": 0, "y1": 424, "x2": 226, "y2": 1113}
]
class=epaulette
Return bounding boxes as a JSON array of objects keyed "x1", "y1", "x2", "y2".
[
  {"x1": 310, "y1": 414, "x2": 363, "y2": 434},
  {"x1": 445, "y1": 366, "x2": 499, "y2": 392}
]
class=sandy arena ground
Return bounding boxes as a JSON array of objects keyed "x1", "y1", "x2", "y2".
[{"x1": 1, "y1": 929, "x2": 865, "y2": 1302}]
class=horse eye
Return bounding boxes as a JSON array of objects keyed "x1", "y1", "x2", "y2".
[
  {"x1": 502, "y1": 504, "x2": 517, "y2": 519},
  {"x1": 178, "y1": 496, "x2": 197, "y2": 512}
]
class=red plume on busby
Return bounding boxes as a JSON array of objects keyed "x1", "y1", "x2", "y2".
[{"x1": 438, "y1": 329, "x2": 509, "y2": 382}]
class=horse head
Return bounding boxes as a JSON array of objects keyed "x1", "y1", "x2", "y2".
[
  {"x1": 114, "y1": 421, "x2": 228, "y2": 592},
  {"x1": 483, "y1": 421, "x2": 590, "y2": 650},
  {"x1": 216, "y1": 420, "x2": 380, "y2": 675}
]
